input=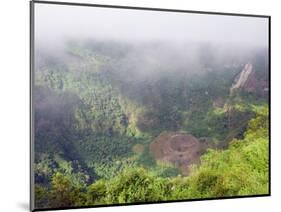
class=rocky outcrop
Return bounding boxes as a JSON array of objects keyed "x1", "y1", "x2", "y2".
[
  {"x1": 230, "y1": 63, "x2": 254, "y2": 94},
  {"x1": 230, "y1": 63, "x2": 268, "y2": 96}
]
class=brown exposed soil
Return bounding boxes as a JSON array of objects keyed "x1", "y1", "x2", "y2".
[{"x1": 150, "y1": 132, "x2": 209, "y2": 175}]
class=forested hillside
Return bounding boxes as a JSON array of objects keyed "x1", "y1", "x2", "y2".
[{"x1": 33, "y1": 40, "x2": 269, "y2": 209}]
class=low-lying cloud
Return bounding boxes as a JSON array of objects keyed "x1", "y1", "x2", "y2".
[{"x1": 34, "y1": 3, "x2": 269, "y2": 49}]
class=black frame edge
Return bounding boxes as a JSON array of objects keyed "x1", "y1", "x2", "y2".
[
  {"x1": 32, "y1": 0, "x2": 270, "y2": 18},
  {"x1": 268, "y1": 16, "x2": 271, "y2": 196},
  {"x1": 33, "y1": 194, "x2": 270, "y2": 212},
  {"x1": 30, "y1": 1, "x2": 35, "y2": 211}
]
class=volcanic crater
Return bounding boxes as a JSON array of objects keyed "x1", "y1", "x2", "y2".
[{"x1": 150, "y1": 132, "x2": 208, "y2": 175}]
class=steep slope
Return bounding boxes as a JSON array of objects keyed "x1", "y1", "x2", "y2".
[{"x1": 230, "y1": 63, "x2": 268, "y2": 96}]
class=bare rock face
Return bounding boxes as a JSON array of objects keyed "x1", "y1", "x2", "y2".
[
  {"x1": 230, "y1": 63, "x2": 254, "y2": 94},
  {"x1": 230, "y1": 63, "x2": 268, "y2": 96},
  {"x1": 150, "y1": 132, "x2": 205, "y2": 175}
]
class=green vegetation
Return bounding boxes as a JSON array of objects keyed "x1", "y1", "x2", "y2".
[
  {"x1": 35, "y1": 108, "x2": 269, "y2": 208},
  {"x1": 34, "y1": 41, "x2": 269, "y2": 209}
]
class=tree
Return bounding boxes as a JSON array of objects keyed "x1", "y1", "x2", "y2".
[{"x1": 50, "y1": 172, "x2": 86, "y2": 208}]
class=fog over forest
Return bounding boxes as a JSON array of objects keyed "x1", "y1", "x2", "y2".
[
  {"x1": 33, "y1": 3, "x2": 269, "y2": 210},
  {"x1": 34, "y1": 3, "x2": 268, "y2": 82}
]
